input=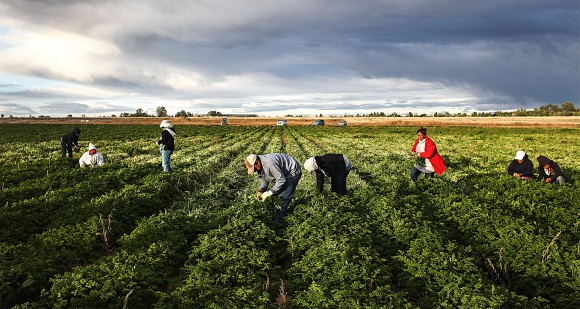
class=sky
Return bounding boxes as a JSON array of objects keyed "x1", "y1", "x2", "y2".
[{"x1": 0, "y1": 1, "x2": 579, "y2": 117}]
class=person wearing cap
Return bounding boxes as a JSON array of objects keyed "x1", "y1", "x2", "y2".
[
  {"x1": 61, "y1": 127, "x2": 81, "y2": 158},
  {"x1": 409, "y1": 127, "x2": 446, "y2": 180},
  {"x1": 303, "y1": 154, "x2": 352, "y2": 195},
  {"x1": 536, "y1": 155, "x2": 565, "y2": 184},
  {"x1": 157, "y1": 120, "x2": 176, "y2": 172},
  {"x1": 79, "y1": 143, "x2": 105, "y2": 168},
  {"x1": 507, "y1": 150, "x2": 534, "y2": 180},
  {"x1": 245, "y1": 153, "x2": 302, "y2": 223}
]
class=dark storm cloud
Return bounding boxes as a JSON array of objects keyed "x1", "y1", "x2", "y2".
[{"x1": 1, "y1": 0, "x2": 579, "y2": 114}]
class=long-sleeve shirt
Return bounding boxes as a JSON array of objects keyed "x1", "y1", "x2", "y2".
[
  {"x1": 257, "y1": 153, "x2": 301, "y2": 195},
  {"x1": 157, "y1": 128, "x2": 176, "y2": 150},
  {"x1": 507, "y1": 158, "x2": 534, "y2": 177}
]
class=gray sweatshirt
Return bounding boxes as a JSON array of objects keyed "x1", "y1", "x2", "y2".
[{"x1": 257, "y1": 153, "x2": 301, "y2": 195}]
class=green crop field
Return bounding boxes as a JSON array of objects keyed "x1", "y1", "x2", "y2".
[{"x1": 0, "y1": 124, "x2": 579, "y2": 308}]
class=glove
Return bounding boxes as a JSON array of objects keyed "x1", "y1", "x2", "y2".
[
  {"x1": 259, "y1": 191, "x2": 273, "y2": 202},
  {"x1": 256, "y1": 191, "x2": 263, "y2": 201}
]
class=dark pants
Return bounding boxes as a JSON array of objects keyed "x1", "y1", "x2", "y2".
[
  {"x1": 330, "y1": 170, "x2": 350, "y2": 195},
  {"x1": 275, "y1": 173, "x2": 301, "y2": 223},
  {"x1": 410, "y1": 167, "x2": 434, "y2": 181},
  {"x1": 61, "y1": 139, "x2": 72, "y2": 158}
]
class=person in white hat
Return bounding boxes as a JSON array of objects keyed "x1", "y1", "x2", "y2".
[
  {"x1": 157, "y1": 120, "x2": 176, "y2": 172},
  {"x1": 245, "y1": 153, "x2": 302, "y2": 223},
  {"x1": 79, "y1": 143, "x2": 104, "y2": 168},
  {"x1": 507, "y1": 150, "x2": 534, "y2": 180},
  {"x1": 303, "y1": 154, "x2": 351, "y2": 195}
]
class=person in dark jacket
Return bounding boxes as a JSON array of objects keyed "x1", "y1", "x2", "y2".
[
  {"x1": 537, "y1": 156, "x2": 565, "y2": 184},
  {"x1": 303, "y1": 154, "x2": 352, "y2": 195},
  {"x1": 507, "y1": 150, "x2": 534, "y2": 180},
  {"x1": 157, "y1": 120, "x2": 176, "y2": 172},
  {"x1": 61, "y1": 127, "x2": 81, "y2": 158}
]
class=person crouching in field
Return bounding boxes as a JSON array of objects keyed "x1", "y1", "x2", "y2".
[
  {"x1": 158, "y1": 120, "x2": 176, "y2": 172},
  {"x1": 507, "y1": 150, "x2": 534, "y2": 180},
  {"x1": 61, "y1": 127, "x2": 81, "y2": 158},
  {"x1": 79, "y1": 143, "x2": 104, "y2": 168},
  {"x1": 303, "y1": 154, "x2": 352, "y2": 195},
  {"x1": 245, "y1": 153, "x2": 302, "y2": 223},
  {"x1": 409, "y1": 127, "x2": 446, "y2": 180},
  {"x1": 537, "y1": 155, "x2": 566, "y2": 184}
]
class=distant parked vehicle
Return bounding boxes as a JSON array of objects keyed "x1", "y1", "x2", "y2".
[
  {"x1": 277, "y1": 119, "x2": 288, "y2": 126},
  {"x1": 338, "y1": 120, "x2": 347, "y2": 127},
  {"x1": 311, "y1": 119, "x2": 325, "y2": 126}
]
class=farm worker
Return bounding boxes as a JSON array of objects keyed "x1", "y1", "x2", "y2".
[
  {"x1": 409, "y1": 127, "x2": 446, "y2": 180},
  {"x1": 79, "y1": 143, "x2": 104, "y2": 168},
  {"x1": 507, "y1": 150, "x2": 534, "y2": 180},
  {"x1": 157, "y1": 120, "x2": 176, "y2": 172},
  {"x1": 245, "y1": 153, "x2": 302, "y2": 223},
  {"x1": 60, "y1": 127, "x2": 81, "y2": 158},
  {"x1": 303, "y1": 154, "x2": 352, "y2": 195},
  {"x1": 536, "y1": 155, "x2": 565, "y2": 184}
]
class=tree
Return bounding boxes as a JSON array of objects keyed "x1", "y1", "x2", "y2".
[
  {"x1": 207, "y1": 111, "x2": 222, "y2": 116},
  {"x1": 175, "y1": 110, "x2": 188, "y2": 117},
  {"x1": 1, "y1": 114, "x2": 4, "y2": 118},
  {"x1": 156, "y1": 106, "x2": 168, "y2": 117},
  {"x1": 561, "y1": 101, "x2": 575, "y2": 112}
]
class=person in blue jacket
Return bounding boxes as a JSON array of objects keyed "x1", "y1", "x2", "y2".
[
  {"x1": 507, "y1": 150, "x2": 534, "y2": 180},
  {"x1": 245, "y1": 153, "x2": 301, "y2": 222}
]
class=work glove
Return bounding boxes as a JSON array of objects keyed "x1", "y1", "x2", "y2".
[
  {"x1": 256, "y1": 191, "x2": 263, "y2": 201},
  {"x1": 258, "y1": 191, "x2": 273, "y2": 202}
]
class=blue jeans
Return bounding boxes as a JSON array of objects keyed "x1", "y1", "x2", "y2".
[
  {"x1": 160, "y1": 148, "x2": 173, "y2": 172},
  {"x1": 410, "y1": 167, "x2": 434, "y2": 181},
  {"x1": 275, "y1": 173, "x2": 301, "y2": 223}
]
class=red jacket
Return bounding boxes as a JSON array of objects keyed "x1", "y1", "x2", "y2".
[{"x1": 412, "y1": 137, "x2": 446, "y2": 176}]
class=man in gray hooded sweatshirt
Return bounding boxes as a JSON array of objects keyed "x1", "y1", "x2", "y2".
[{"x1": 245, "y1": 153, "x2": 301, "y2": 222}]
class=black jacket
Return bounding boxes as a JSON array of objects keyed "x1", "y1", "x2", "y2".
[
  {"x1": 314, "y1": 154, "x2": 347, "y2": 192},
  {"x1": 507, "y1": 157, "x2": 534, "y2": 177},
  {"x1": 536, "y1": 156, "x2": 564, "y2": 181},
  {"x1": 61, "y1": 127, "x2": 81, "y2": 148},
  {"x1": 158, "y1": 128, "x2": 175, "y2": 150}
]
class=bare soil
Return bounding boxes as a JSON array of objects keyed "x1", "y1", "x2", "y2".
[{"x1": 1, "y1": 116, "x2": 579, "y2": 128}]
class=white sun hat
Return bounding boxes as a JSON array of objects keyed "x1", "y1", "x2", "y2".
[
  {"x1": 303, "y1": 157, "x2": 318, "y2": 173},
  {"x1": 159, "y1": 120, "x2": 172, "y2": 128},
  {"x1": 245, "y1": 154, "x2": 257, "y2": 174},
  {"x1": 514, "y1": 150, "x2": 526, "y2": 160}
]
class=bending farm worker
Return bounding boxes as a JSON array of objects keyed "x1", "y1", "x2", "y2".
[
  {"x1": 409, "y1": 127, "x2": 446, "y2": 180},
  {"x1": 157, "y1": 120, "x2": 176, "y2": 173},
  {"x1": 79, "y1": 143, "x2": 104, "y2": 168},
  {"x1": 60, "y1": 127, "x2": 81, "y2": 158},
  {"x1": 245, "y1": 153, "x2": 302, "y2": 223},
  {"x1": 537, "y1": 155, "x2": 566, "y2": 184},
  {"x1": 304, "y1": 154, "x2": 352, "y2": 195},
  {"x1": 507, "y1": 150, "x2": 534, "y2": 180}
]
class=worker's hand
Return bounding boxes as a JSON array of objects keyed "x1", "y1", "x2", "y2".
[
  {"x1": 513, "y1": 172, "x2": 521, "y2": 179},
  {"x1": 546, "y1": 177, "x2": 553, "y2": 183},
  {"x1": 256, "y1": 191, "x2": 263, "y2": 201},
  {"x1": 259, "y1": 191, "x2": 273, "y2": 202}
]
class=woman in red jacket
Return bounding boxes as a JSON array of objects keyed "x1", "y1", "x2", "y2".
[{"x1": 409, "y1": 127, "x2": 446, "y2": 180}]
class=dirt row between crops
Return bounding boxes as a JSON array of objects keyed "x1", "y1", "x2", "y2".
[{"x1": 1, "y1": 116, "x2": 579, "y2": 128}]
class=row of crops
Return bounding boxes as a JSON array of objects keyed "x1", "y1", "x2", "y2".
[{"x1": 0, "y1": 124, "x2": 578, "y2": 308}]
